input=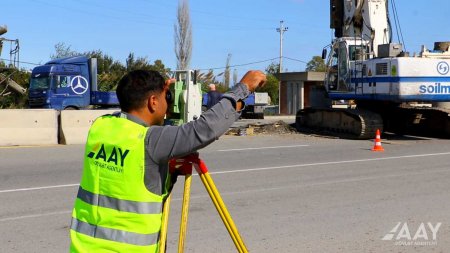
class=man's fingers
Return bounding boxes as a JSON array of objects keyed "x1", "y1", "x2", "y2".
[
  {"x1": 165, "y1": 78, "x2": 176, "y2": 87},
  {"x1": 259, "y1": 74, "x2": 267, "y2": 87}
]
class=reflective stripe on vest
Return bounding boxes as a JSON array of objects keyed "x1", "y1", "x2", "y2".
[
  {"x1": 77, "y1": 187, "x2": 162, "y2": 214},
  {"x1": 71, "y1": 218, "x2": 159, "y2": 246}
]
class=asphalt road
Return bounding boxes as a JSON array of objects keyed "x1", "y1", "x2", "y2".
[{"x1": 1, "y1": 132, "x2": 450, "y2": 252}]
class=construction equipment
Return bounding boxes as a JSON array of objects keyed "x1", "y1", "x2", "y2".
[
  {"x1": 160, "y1": 154, "x2": 248, "y2": 253},
  {"x1": 296, "y1": 0, "x2": 450, "y2": 138},
  {"x1": 0, "y1": 25, "x2": 27, "y2": 97},
  {"x1": 166, "y1": 70, "x2": 203, "y2": 125}
]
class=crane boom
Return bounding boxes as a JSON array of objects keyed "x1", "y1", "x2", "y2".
[{"x1": 331, "y1": 0, "x2": 390, "y2": 57}]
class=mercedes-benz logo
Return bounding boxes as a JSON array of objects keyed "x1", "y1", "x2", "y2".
[{"x1": 70, "y1": 76, "x2": 89, "y2": 95}]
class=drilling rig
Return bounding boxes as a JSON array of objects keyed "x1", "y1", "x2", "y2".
[{"x1": 296, "y1": 0, "x2": 450, "y2": 138}]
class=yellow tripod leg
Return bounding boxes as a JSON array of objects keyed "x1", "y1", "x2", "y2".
[
  {"x1": 198, "y1": 173, "x2": 245, "y2": 253},
  {"x1": 197, "y1": 170, "x2": 248, "y2": 253},
  {"x1": 203, "y1": 172, "x2": 248, "y2": 253},
  {"x1": 159, "y1": 194, "x2": 171, "y2": 253},
  {"x1": 178, "y1": 174, "x2": 192, "y2": 253}
]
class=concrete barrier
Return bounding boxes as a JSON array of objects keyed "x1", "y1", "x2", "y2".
[
  {"x1": 60, "y1": 110, "x2": 117, "y2": 145},
  {"x1": 0, "y1": 109, "x2": 58, "y2": 146}
]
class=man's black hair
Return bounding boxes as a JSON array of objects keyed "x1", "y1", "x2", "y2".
[{"x1": 116, "y1": 70, "x2": 165, "y2": 112}]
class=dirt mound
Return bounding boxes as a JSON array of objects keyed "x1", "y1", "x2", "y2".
[
  {"x1": 226, "y1": 120, "x2": 297, "y2": 136},
  {"x1": 252, "y1": 120, "x2": 297, "y2": 135}
]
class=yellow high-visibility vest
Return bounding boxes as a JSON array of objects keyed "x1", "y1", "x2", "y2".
[{"x1": 70, "y1": 115, "x2": 168, "y2": 253}]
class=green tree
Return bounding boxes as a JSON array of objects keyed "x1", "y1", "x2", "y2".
[
  {"x1": 257, "y1": 73, "x2": 279, "y2": 105},
  {"x1": 147, "y1": 60, "x2": 171, "y2": 79},
  {"x1": 305, "y1": 56, "x2": 326, "y2": 72},
  {"x1": 255, "y1": 62, "x2": 281, "y2": 105},
  {"x1": 174, "y1": 0, "x2": 192, "y2": 70},
  {"x1": 86, "y1": 50, "x2": 126, "y2": 91},
  {"x1": 197, "y1": 70, "x2": 228, "y2": 94},
  {"x1": 47, "y1": 44, "x2": 171, "y2": 93},
  {"x1": 197, "y1": 70, "x2": 215, "y2": 92},
  {"x1": 265, "y1": 62, "x2": 280, "y2": 75},
  {"x1": 50, "y1": 42, "x2": 80, "y2": 59},
  {"x1": 224, "y1": 53, "x2": 231, "y2": 89},
  {"x1": 215, "y1": 83, "x2": 228, "y2": 93},
  {"x1": 88, "y1": 51, "x2": 171, "y2": 91},
  {"x1": 126, "y1": 53, "x2": 151, "y2": 71},
  {"x1": 125, "y1": 54, "x2": 171, "y2": 76}
]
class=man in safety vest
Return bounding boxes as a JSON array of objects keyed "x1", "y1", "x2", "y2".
[{"x1": 69, "y1": 69, "x2": 266, "y2": 252}]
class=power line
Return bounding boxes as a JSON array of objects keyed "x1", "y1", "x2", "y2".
[
  {"x1": 33, "y1": 0, "x2": 172, "y2": 27},
  {"x1": 194, "y1": 24, "x2": 274, "y2": 31},
  {"x1": 76, "y1": 0, "x2": 175, "y2": 22},
  {"x1": 35, "y1": 0, "x2": 275, "y2": 32},
  {"x1": 1, "y1": 56, "x2": 309, "y2": 71},
  {"x1": 283, "y1": 56, "x2": 309, "y2": 64},
  {"x1": 195, "y1": 56, "x2": 308, "y2": 71},
  {"x1": 136, "y1": 0, "x2": 279, "y2": 23},
  {"x1": 196, "y1": 57, "x2": 279, "y2": 71},
  {"x1": 0, "y1": 58, "x2": 40, "y2": 66}
]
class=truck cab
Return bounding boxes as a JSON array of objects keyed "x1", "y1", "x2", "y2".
[
  {"x1": 28, "y1": 56, "x2": 118, "y2": 110},
  {"x1": 202, "y1": 92, "x2": 269, "y2": 119}
]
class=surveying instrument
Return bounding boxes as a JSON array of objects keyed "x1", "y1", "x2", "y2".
[{"x1": 161, "y1": 70, "x2": 248, "y2": 253}]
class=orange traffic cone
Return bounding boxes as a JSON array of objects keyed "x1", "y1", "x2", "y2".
[{"x1": 372, "y1": 129, "x2": 384, "y2": 152}]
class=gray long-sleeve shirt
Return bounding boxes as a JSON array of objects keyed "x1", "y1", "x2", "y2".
[{"x1": 114, "y1": 83, "x2": 250, "y2": 195}]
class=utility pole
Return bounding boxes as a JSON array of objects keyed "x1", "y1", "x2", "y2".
[{"x1": 276, "y1": 21, "x2": 288, "y2": 73}]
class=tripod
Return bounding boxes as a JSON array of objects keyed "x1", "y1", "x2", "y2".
[{"x1": 159, "y1": 155, "x2": 248, "y2": 253}]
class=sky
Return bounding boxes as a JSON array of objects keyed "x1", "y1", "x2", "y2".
[{"x1": 2, "y1": 0, "x2": 450, "y2": 80}]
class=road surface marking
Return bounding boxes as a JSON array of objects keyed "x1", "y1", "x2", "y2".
[
  {"x1": 211, "y1": 152, "x2": 450, "y2": 175},
  {"x1": 172, "y1": 168, "x2": 450, "y2": 202},
  {"x1": 0, "y1": 183, "x2": 79, "y2": 194},
  {"x1": 0, "y1": 144, "x2": 60, "y2": 149},
  {"x1": 0, "y1": 211, "x2": 72, "y2": 222},
  {"x1": 217, "y1": 144, "x2": 309, "y2": 152},
  {"x1": 2, "y1": 168, "x2": 449, "y2": 222},
  {"x1": 2, "y1": 151, "x2": 450, "y2": 194}
]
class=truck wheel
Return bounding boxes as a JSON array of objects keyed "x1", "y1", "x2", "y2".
[{"x1": 64, "y1": 106, "x2": 78, "y2": 110}]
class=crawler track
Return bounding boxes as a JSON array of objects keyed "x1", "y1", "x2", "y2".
[
  {"x1": 295, "y1": 108, "x2": 383, "y2": 139},
  {"x1": 383, "y1": 106, "x2": 450, "y2": 138},
  {"x1": 296, "y1": 106, "x2": 450, "y2": 139}
]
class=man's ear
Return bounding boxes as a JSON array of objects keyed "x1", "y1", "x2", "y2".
[{"x1": 147, "y1": 94, "x2": 158, "y2": 113}]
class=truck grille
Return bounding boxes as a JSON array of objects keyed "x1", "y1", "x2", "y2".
[{"x1": 29, "y1": 97, "x2": 45, "y2": 107}]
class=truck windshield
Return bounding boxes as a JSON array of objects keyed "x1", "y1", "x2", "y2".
[{"x1": 30, "y1": 76, "x2": 51, "y2": 90}]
